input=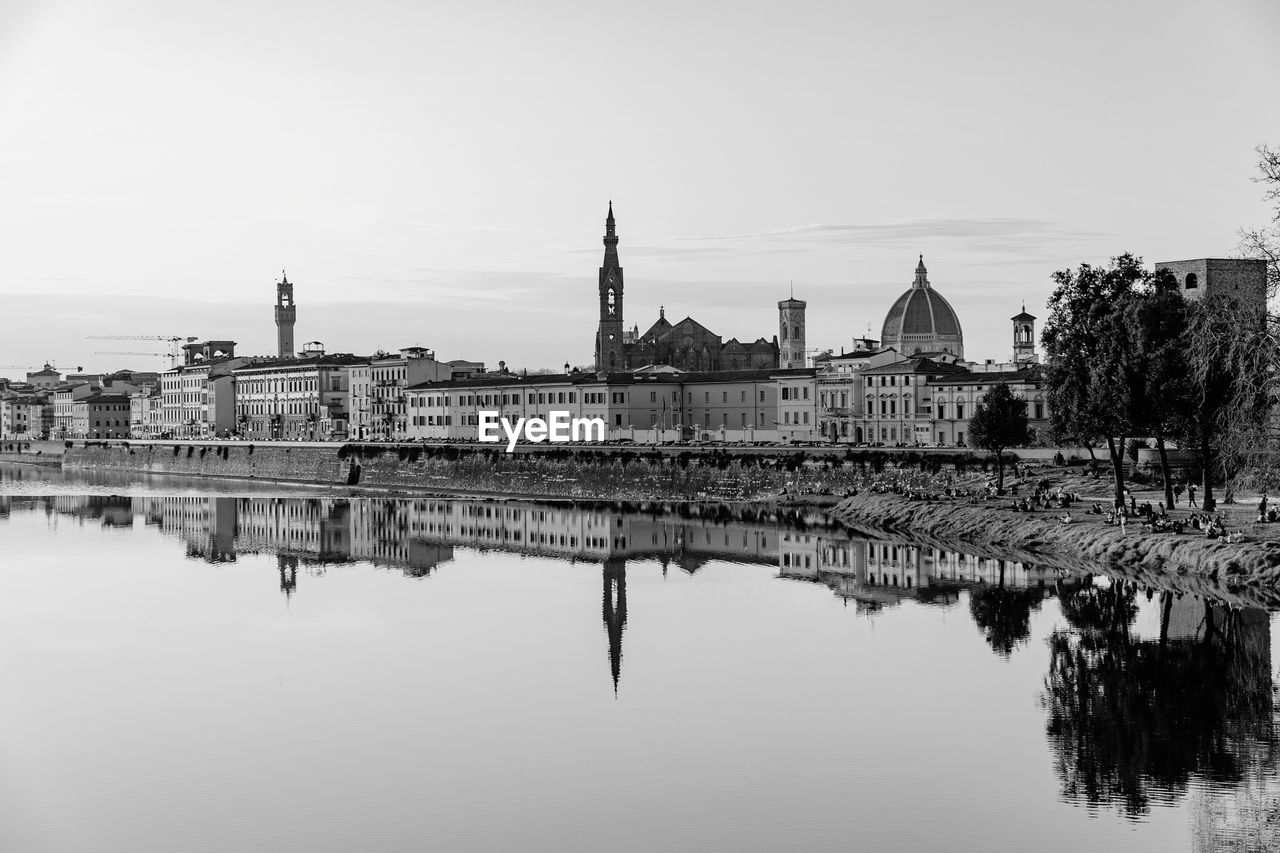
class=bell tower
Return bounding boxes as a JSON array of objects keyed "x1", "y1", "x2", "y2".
[
  {"x1": 275, "y1": 270, "x2": 296, "y2": 359},
  {"x1": 778, "y1": 286, "x2": 807, "y2": 369},
  {"x1": 595, "y1": 202, "x2": 625, "y2": 373},
  {"x1": 1011, "y1": 305, "x2": 1037, "y2": 364}
]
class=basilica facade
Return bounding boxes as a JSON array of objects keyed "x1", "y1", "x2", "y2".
[{"x1": 593, "y1": 204, "x2": 790, "y2": 373}]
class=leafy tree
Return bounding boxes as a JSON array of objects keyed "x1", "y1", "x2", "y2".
[
  {"x1": 1109, "y1": 280, "x2": 1192, "y2": 508},
  {"x1": 967, "y1": 382, "x2": 1032, "y2": 491},
  {"x1": 1042, "y1": 255, "x2": 1147, "y2": 508}
]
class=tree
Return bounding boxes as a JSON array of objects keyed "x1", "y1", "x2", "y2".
[
  {"x1": 1041, "y1": 255, "x2": 1147, "y2": 508},
  {"x1": 1237, "y1": 143, "x2": 1280, "y2": 297},
  {"x1": 1182, "y1": 294, "x2": 1276, "y2": 507},
  {"x1": 968, "y1": 383, "x2": 1032, "y2": 492},
  {"x1": 1105, "y1": 281, "x2": 1192, "y2": 509}
]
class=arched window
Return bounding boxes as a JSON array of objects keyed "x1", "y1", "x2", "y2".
[{"x1": 1185, "y1": 273, "x2": 1199, "y2": 289}]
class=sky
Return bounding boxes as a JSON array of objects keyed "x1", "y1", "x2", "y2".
[{"x1": 1, "y1": 0, "x2": 1278, "y2": 375}]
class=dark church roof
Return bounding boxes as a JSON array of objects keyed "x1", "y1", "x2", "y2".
[{"x1": 881, "y1": 256, "x2": 963, "y2": 342}]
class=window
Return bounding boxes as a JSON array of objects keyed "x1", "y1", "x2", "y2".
[
  {"x1": 956, "y1": 403, "x2": 965, "y2": 419},
  {"x1": 649, "y1": 392, "x2": 656, "y2": 403},
  {"x1": 781, "y1": 388, "x2": 789, "y2": 401},
  {"x1": 1185, "y1": 273, "x2": 1199, "y2": 289},
  {"x1": 802, "y1": 387, "x2": 809, "y2": 399},
  {"x1": 760, "y1": 390, "x2": 766, "y2": 402}
]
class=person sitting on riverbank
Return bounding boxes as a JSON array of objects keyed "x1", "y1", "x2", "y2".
[
  {"x1": 1088, "y1": 503, "x2": 1104, "y2": 515},
  {"x1": 1060, "y1": 511, "x2": 1074, "y2": 524}
]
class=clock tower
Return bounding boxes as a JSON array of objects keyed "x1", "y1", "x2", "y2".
[
  {"x1": 595, "y1": 202, "x2": 625, "y2": 373},
  {"x1": 275, "y1": 270, "x2": 296, "y2": 359}
]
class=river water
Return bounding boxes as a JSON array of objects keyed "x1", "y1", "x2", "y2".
[{"x1": 1, "y1": 462, "x2": 1276, "y2": 852}]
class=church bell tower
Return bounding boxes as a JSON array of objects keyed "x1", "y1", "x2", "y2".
[
  {"x1": 275, "y1": 270, "x2": 296, "y2": 359},
  {"x1": 1011, "y1": 305, "x2": 1037, "y2": 364},
  {"x1": 595, "y1": 202, "x2": 625, "y2": 373},
  {"x1": 778, "y1": 288, "x2": 807, "y2": 369}
]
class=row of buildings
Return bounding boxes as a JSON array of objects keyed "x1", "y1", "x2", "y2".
[{"x1": 1, "y1": 206, "x2": 1267, "y2": 446}]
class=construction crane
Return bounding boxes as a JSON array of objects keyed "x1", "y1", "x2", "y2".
[
  {"x1": 0, "y1": 362, "x2": 82, "y2": 372},
  {"x1": 94, "y1": 350, "x2": 169, "y2": 359},
  {"x1": 86, "y1": 335, "x2": 197, "y2": 367}
]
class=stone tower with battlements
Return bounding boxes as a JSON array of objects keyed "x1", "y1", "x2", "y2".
[{"x1": 275, "y1": 270, "x2": 296, "y2": 359}]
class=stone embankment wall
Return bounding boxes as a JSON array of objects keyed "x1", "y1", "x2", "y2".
[
  {"x1": 833, "y1": 492, "x2": 1280, "y2": 598},
  {"x1": 56, "y1": 441, "x2": 993, "y2": 501}
]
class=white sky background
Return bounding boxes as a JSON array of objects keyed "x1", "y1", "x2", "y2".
[{"x1": 1, "y1": 0, "x2": 1278, "y2": 374}]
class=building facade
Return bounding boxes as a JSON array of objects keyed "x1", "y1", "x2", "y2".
[
  {"x1": 1, "y1": 396, "x2": 49, "y2": 438},
  {"x1": 233, "y1": 351, "x2": 365, "y2": 441},
  {"x1": 405, "y1": 368, "x2": 809, "y2": 443},
  {"x1": 73, "y1": 393, "x2": 132, "y2": 439},
  {"x1": 160, "y1": 342, "x2": 252, "y2": 439}
]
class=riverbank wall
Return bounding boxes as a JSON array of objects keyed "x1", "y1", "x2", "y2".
[
  {"x1": 55, "y1": 440, "x2": 977, "y2": 501},
  {"x1": 832, "y1": 492, "x2": 1280, "y2": 594}
]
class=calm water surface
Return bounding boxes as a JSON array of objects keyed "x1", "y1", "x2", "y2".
[{"x1": 1, "y1": 462, "x2": 1276, "y2": 852}]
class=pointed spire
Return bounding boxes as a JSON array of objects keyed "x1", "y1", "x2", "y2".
[
  {"x1": 913, "y1": 255, "x2": 929, "y2": 289},
  {"x1": 659, "y1": 305, "x2": 665, "y2": 320},
  {"x1": 606, "y1": 200, "x2": 614, "y2": 225}
]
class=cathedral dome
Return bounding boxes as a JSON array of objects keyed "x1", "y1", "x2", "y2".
[{"x1": 879, "y1": 256, "x2": 964, "y2": 358}]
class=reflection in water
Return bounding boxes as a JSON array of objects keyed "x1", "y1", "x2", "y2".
[
  {"x1": 1044, "y1": 578, "x2": 1278, "y2": 837},
  {"x1": 4, "y1": 489, "x2": 1280, "y2": 848}
]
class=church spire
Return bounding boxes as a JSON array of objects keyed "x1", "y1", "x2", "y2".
[
  {"x1": 913, "y1": 254, "x2": 930, "y2": 289},
  {"x1": 596, "y1": 203, "x2": 625, "y2": 372},
  {"x1": 602, "y1": 201, "x2": 619, "y2": 265}
]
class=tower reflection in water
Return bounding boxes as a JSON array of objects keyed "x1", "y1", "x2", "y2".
[{"x1": 4, "y1": 491, "x2": 1278, "y2": 837}]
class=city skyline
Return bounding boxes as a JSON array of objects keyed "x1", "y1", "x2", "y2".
[{"x1": 1, "y1": 1, "x2": 1278, "y2": 373}]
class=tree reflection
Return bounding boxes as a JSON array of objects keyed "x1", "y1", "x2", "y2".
[
  {"x1": 1043, "y1": 580, "x2": 1275, "y2": 818},
  {"x1": 967, "y1": 563, "x2": 1045, "y2": 656}
]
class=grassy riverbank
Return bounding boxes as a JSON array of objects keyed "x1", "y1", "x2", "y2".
[{"x1": 833, "y1": 488, "x2": 1280, "y2": 593}]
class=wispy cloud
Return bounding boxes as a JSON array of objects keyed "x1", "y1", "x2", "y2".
[
  {"x1": 673, "y1": 217, "x2": 1107, "y2": 254},
  {"x1": 554, "y1": 217, "x2": 1108, "y2": 263}
]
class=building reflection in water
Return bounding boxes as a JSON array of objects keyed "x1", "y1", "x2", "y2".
[{"x1": 3, "y1": 491, "x2": 1278, "y2": 840}]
